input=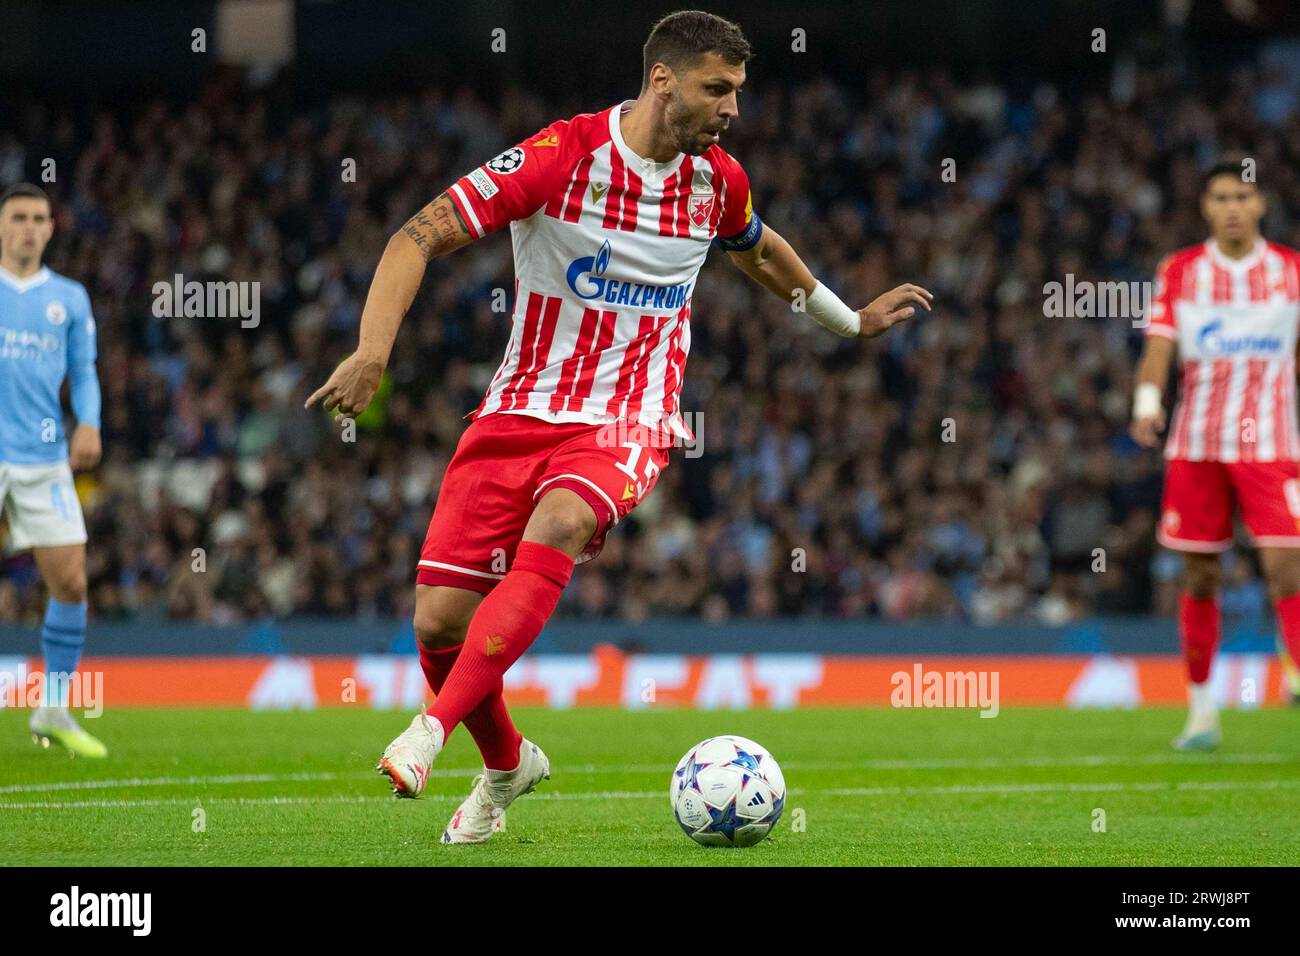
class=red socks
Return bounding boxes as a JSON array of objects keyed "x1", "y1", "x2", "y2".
[
  {"x1": 428, "y1": 541, "x2": 574, "y2": 742},
  {"x1": 1179, "y1": 594, "x2": 1220, "y2": 684},
  {"x1": 1180, "y1": 592, "x2": 1300, "y2": 690},
  {"x1": 1273, "y1": 593, "x2": 1300, "y2": 675},
  {"x1": 418, "y1": 643, "x2": 522, "y2": 772}
]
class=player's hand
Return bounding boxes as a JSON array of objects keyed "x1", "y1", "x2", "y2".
[
  {"x1": 1130, "y1": 411, "x2": 1167, "y2": 448},
  {"x1": 69, "y1": 424, "x2": 101, "y2": 471},
  {"x1": 305, "y1": 353, "x2": 385, "y2": 417},
  {"x1": 857, "y1": 284, "x2": 933, "y2": 338}
]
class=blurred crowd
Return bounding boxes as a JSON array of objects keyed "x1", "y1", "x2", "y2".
[{"x1": 3, "y1": 39, "x2": 1300, "y2": 626}]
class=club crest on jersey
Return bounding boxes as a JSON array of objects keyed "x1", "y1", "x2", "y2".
[
  {"x1": 486, "y1": 147, "x2": 525, "y2": 175},
  {"x1": 688, "y1": 168, "x2": 715, "y2": 227},
  {"x1": 688, "y1": 195, "x2": 714, "y2": 227},
  {"x1": 566, "y1": 240, "x2": 691, "y2": 310},
  {"x1": 45, "y1": 301, "x2": 67, "y2": 326}
]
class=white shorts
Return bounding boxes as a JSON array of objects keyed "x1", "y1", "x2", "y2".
[{"x1": 0, "y1": 461, "x2": 88, "y2": 551}]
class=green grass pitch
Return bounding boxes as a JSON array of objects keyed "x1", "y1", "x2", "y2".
[{"x1": 2, "y1": 706, "x2": 1298, "y2": 865}]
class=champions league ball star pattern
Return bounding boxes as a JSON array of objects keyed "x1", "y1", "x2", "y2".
[{"x1": 670, "y1": 734, "x2": 786, "y2": 847}]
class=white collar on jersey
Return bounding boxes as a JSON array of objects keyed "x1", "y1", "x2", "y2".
[
  {"x1": 610, "y1": 100, "x2": 685, "y2": 180},
  {"x1": 0, "y1": 263, "x2": 51, "y2": 293},
  {"x1": 1206, "y1": 237, "x2": 1266, "y2": 272}
]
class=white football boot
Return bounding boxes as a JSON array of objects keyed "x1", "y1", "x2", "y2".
[
  {"x1": 29, "y1": 707, "x2": 108, "y2": 758},
  {"x1": 1172, "y1": 683, "x2": 1221, "y2": 752},
  {"x1": 377, "y1": 712, "x2": 444, "y2": 797},
  {"x1": 441, "y1": 738, "x2": 550, "y2": 844}
]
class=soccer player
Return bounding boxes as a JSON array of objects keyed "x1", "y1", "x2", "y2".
[
  {"x1": 1132, "y1": 159, "x2": 1300, "y2": 750},
  {"x1": 0, "y1": 183, "x2": 106, "y2": 757},
  {"x1": 307, "y1": 11, "x2": 930, "y2": 842}
]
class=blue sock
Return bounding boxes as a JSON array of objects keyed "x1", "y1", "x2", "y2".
[{"x1": 41, "y1": 598, "x2": 87, "y2": 709}]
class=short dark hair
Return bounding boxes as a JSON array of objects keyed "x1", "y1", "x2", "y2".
[
  {"x1": 1202, "y1": 157, "x2": 1256, "y2": 192},
  {"x1": 0, "y1": 182, "x2": 51, "y2": 212},
  {"x1": 642, "y1": 10, "x2": 752, "y2": 90}
]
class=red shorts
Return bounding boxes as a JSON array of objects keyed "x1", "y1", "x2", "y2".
[
  {"x1": 1159, "y1": 458, "x2": 1300, "y2": 552},
  {"x1": 416, "y1": 413, "x2": 671, "y2": 593}
]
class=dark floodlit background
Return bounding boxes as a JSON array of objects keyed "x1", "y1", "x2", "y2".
[{"x1": 2, "y1": 0, "x2": 1299, "y2": 655}]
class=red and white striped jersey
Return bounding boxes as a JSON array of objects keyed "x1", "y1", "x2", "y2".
[
  {"x1": 445, "y1": 100, "x2": 762, "y2": 446},
  {"x1": 1146, "y1": 239, "x2": 1300, "y2": 462}
]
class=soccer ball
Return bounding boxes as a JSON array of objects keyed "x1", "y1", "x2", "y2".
[{"x1": 670, "y1": 735, "x2": 785, "y2": 847}]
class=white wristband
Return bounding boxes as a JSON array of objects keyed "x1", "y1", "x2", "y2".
[
  {"x1": 1133, "y1": 382, "x2": 1162, "y2": 419},
  {"x1": 805, "y1": 282, "x2": 861, "y2": 337}
]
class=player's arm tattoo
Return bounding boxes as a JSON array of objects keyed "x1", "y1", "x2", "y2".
[{"x1": 399, "y1": 191, "x2": 473, "y2": 262}]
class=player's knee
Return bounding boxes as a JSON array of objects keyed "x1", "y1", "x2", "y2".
[
  {"x1": 529, "y1": 491, "x2": 598, "y2": 554},
  {"x1": 54, "y1": 585, "x2": 87, "y2": 605},
  {"x1": 412, "y1": 604, "x2": 469, "y2": 650},
  {"x1": 46, "y1": 571, "x2": 87, "y2": 604},
  {"x1": 1183, "y1": 555, "x2": 1221, "y2": 598},
  {"x1": 1262, "y1": 554, "x2": 1300, "y2": 601}
]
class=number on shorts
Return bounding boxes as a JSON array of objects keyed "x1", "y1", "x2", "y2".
[
  {"x1": 614, "y1": 442, "x2": 660, "y2": 498},
  {"x1": 1284, "y1": 478, "x2": 1300, "y2": 518}
]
